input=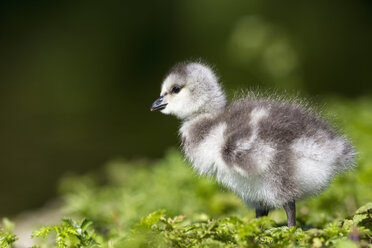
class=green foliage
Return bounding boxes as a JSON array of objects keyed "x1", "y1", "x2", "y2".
[
  {"x1": 5, "y1": 97, "x2": 372, "y2": 247},
  {"x1": 32, "y1": 204, "x2": 372, "y2": 248},
  {"x1": 0, "y1": 219, "x2": 17, "y2": 248},
  {"x1": 32, "y1": 218, "x2": 99, "y2": 248},
  {"x1": 128, "y1": 204, "x2": 372, "y2": 248},
  {"x1": 58, "y1": 150, "x2": 244, "y2": 231}
]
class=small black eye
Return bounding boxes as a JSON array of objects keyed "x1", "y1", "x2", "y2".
[{"x1": 172, "y1": 86, "x2": 181, "y2": 94}]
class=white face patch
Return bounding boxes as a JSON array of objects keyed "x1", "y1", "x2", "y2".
[
  {"x1": 159, "y1": 74, "x2": 201, "y2": 119},
  {"x1": 156, "y1": 62, "x2": 226, "y2": 120},
  {"x1": 161, "y1": 88, "x2": 195, "y2": 117}
]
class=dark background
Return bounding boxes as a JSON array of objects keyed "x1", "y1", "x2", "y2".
[{"x1": 0, "y1": 0, "x2": 371, "y2": 216}]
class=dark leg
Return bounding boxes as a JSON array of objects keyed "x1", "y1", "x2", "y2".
[
  {"x1": 283, "y1": 200, "x2": 296, "y2": 227},
  {"x1": 256, "y1": 208, "x2": 269, "y2": 218}
]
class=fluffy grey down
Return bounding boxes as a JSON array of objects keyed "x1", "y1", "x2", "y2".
[{"x1": 151, "y1": 61, "x2": 356, "y2": 226}]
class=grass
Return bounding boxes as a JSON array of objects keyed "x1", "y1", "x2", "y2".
[{"x1": 1, "y1": 97, "x2": 372, "y2": 247}]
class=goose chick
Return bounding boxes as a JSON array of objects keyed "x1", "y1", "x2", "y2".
[{"x1": 150, "y1": 61, "x2": 356, "y2": 227}]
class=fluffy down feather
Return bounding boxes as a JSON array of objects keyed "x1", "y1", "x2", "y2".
[{"x1": 154, "y1": 61, "x2": 356, "y2": 210}]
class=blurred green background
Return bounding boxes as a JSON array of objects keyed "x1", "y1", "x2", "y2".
[{"x1": 0, "y1": 0, "x2": 371, "y2": 216}]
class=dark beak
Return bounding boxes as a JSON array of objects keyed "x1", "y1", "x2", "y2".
[{"x1": 150, "y1": 96, "x2": 167, "y2": 111}]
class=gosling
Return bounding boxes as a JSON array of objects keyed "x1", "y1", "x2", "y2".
[{"x1": 150, "y1": 61, "x2": 355, "y2": 227}]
